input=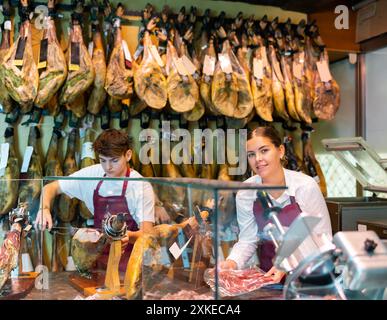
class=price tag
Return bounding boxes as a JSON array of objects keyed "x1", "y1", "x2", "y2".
[
  {"x1": 79, "y1": 128, "x2": 86, "y2": 139},
  {"x1": 316, "y1": 59, "x2": 332, "y2": 82},
  {"x1": 0, "y1": 143, "x2": 9, "y2": 177},
  {"x1": 253, "y1": 58, "x2": 264, "y2": 80},
  {"x1": 4, "y1": 20, "x2": 11, "y2": 31},
  {"x1": 181, "y1": 55, "x2": 197, "y2": 75},
  {"x1": 21, "y1": 146, "x2": 34, "y2": 173},
  {"x1": 203, "y1": 55, "x2": 216, "y2": 76},
  {"x1": 168, "y1": 236, "x2": 193, "y2": 260},
  {"x1": 81, "y1": 142, "x2": 96, "y2": 160},
  {"x1": 173, "y1": 57, "x2": 189, "y2": 76},
  {"x1": 88, "y1": 41, "x2": 94, "y2": 57},
  {"x1": 122, "y1": 40, "x2": 132, "y2": 62},
  {"x1": 218, "y1": 53, "x2": 233, "y2": 74},
  {"x1": 358, "y1": 224, "x2": 367, "y2": 232},
  {"x1": 133, "y1": 45, "x2": 144, "y2": 61},
  {"x1": 150, "y1": 45, "x2": 165, "y2": 67}
]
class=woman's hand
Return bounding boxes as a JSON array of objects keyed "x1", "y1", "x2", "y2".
[
  {"x1": 219, "y1": 259, "x2": 238, "y2": 270},
  {"x1": 264, "y1": 266, "x2": 286, "y2": 283}
]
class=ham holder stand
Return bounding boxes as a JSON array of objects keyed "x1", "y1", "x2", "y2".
[{"x1": 81, "y1": 213, "x2": 128, "y2": 298}]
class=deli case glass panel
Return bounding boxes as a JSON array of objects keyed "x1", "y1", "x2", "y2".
[
  {"x1": 0, "y1": 176, "x2": 287, "y2": 300},
  {"x1": 323, "y1": 137, "x2": 387, "y2": 233}
]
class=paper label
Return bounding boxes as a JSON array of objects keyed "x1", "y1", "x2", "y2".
[
  {"x1": 173, "y1": 57, "x2": 189, "y2": 76},
  {"x1": 4, "y1": 20, "x2": 11, "y2": 31},
  {"x1": 88, "y1": 41, "x2": 94, "y2": 57},
  {"x1": 181, "y1": 55, "x2": 197, "y2": 75},
  {"x1": 81, "y1": 142, "x2": 96, "y2": 160},
  {"x1": 79, "y1": 128, "x2": 85, "y2": 139},
  {"x1": 150, "y1": 45, "x2": 164, "y2": 67},
  {"x1": 122, "y1": 40, "x2": 132, "y2": 62},
  {"x1": 21, "y1": 146, "x2": 33, "y2": 173},
  {"x1": 272, "y1": 58, "x2": 284, "y2": 83},
  {"x1": 0, "y1": 143, "x2": 9, "y2": 177},
  {"x1": 253, "y1": 58, "x2": 264, "y2": 80},
  {"x1": 316, "y1": 59, "x2": 333, "y2": 82},
  {"x1": 357, "y1": 224, "x2": 367, "y2": 232},
  {"x1": 203, "y1": 55, "x2": 216, "y2": 76},
  {"x1": 133, "y1": 45, "x2": 144, "y2": 61},
  {"x1": 218, "y1": 53, "x2": 233, "y2": 74},
  {"x1": 168, "y1": 236, "x2": 193, "y2": 260}
]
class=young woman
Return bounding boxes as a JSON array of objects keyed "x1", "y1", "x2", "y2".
[
  {"x1": 220, "y1": 126, "x2": 332, "y2": 282},
  {"x1": 34, "y1": 129, "x2": 155, "y2": 270}
]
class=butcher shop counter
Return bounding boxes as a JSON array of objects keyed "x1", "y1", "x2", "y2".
[
  {"x1": 19, "y1": 271, "x2": 283, "y2": 300},
  {"x1": 22, "y1": 272, "x2": 86, "y2": 300}
]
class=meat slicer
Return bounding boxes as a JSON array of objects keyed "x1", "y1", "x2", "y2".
[{"x1": 256, "y1": 191, "x2": 387, "y2": 300}]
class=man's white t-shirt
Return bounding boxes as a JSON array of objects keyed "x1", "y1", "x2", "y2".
[
  {"x1": 227, "y1": 168, "x2": 333, "y2": 269},
  {"x1": 58, "y1": 164, "x2": 155, "y2": 226}
]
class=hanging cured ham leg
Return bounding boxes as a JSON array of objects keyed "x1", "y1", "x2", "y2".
[
  {"x1": 1, "y1": 1, "x2": 39, "y2": 113},
  {"x1": 59, "y1": 3, "x2": 95, "y2": 106},
  {"x1": 0, "y1": 0, "x2": 13, "y2": 114},
  {"x1": 35, "y1": 0, "x2": 67, "y2": 109},
  {"x1": 105, "y1": 4, "x2": 133, "y2": 100}
]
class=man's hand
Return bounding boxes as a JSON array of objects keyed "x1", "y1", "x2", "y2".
[
  {"x1": 121, "y1": 233, "x2": 129, "y2": 253},
  {"x1": 264, "y1": 266, "x2": 286, "y2": 283},
  {"x1": 34, "y1": 208, "x2": 53, "y2": 231},
  {"x1": 155, "y1": 205, "x2": 171, "y2": 224}
]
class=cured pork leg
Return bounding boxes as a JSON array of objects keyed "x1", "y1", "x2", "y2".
[
  {"x1": 302, "y1": 131, "x2": 327, "y2": 197},
  {"x1": 35, "y1": 18, "x2": 67, "y2": 108},
  {"x1": 313, "y1": 50, "x2": 340, "y2": 120},
  {"x1": 133, "y1": 31, "x2": 167, "y2": 109},
  {"x1": 105, "y1": 18, "x2": 133, "y2": 100},
  {"x1": 57, "y1": 129, "x2": 79, "y2": 222},
  {"x1": 0, "y1": 127, "x2": 19, "y2": 216},
  {"x1": 1, "y1": 20, "x2": 39, "y2": 113},
  {"x1": 59, "y1": 24, "x2": 95, "y2": 106},
  {"x1": 0, "y1": 222, "x2": 21, "y2": 290},
  {"x1": 0, "y1": 7, "x2": 13, "y2": 113},
  {"x1": 87, "y1": 25, "x2": 107, "y2": 115}
]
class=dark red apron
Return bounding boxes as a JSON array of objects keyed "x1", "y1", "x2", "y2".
[
  {"x1": 93, "y1": 167, "x2": 139, "y2": 272},
  {"x1": 253, "y1": 195, "x2": 302, "y2": 272}
]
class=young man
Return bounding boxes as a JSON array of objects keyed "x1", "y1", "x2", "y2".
[{"x1": 35, "y1": 129, "x2": 155, "y2": 270}]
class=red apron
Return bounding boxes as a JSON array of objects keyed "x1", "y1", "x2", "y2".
[
  {"x1": 93, "y1": 167, "x2": 139, "y2": 272},
  {"x1": 253, "y1": 195, "x2": 302, "y2": 272}
]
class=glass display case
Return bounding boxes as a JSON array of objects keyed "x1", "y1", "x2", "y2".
[
  {"x1": 322, "y1": 137, "x2": 387, "y2": 234},
  {"x1": 0, "y1": 176, "x2": 286, "y2": 300}
]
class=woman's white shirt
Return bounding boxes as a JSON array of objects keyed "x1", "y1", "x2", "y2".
[{"x1": 227, "y1": 168, "x2": 332, "y2": 269}]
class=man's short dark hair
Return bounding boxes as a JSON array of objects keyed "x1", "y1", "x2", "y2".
[{"x1": 93, "y1": 129, "x2": 133, "y2": 157}]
